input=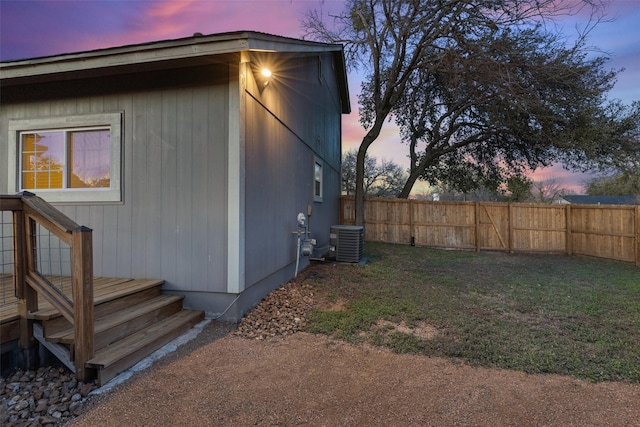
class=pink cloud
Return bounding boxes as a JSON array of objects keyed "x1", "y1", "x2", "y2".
[
  {"x1": 122, "y1": 0, "x2": 313, "y2": 44},
  {"x1": 146, "y1": 0, "x2": 200, "y2": 18},
  {"x1": 528, "y1": 165, "x2": 597, "y2": 194},
  {"x1": 0, "y1": 1, "x2": 350, "y2": 60}
]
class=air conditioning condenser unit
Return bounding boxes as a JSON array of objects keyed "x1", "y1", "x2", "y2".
[{"x1": 330, "y1": 225, "x2": 364, "y2": 263}]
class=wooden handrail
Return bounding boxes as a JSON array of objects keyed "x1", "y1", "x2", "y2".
[
  {"x1": 22, "y1": 193, "x2": 80, "y2": 234},
  {"x1": 0, "y1": 194, "x2": 24, "y2": 211},
  {"x1": 1, "y1": 192, "x2": 94, "y2": 380}
]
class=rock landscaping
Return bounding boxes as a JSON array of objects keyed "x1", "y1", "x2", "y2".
[
  {"x1": 233, "y1": 282, "x2": 316, "y2": 339},
  {"x1": 0, "y1": 366, "x2": 99, "y2": 426}
]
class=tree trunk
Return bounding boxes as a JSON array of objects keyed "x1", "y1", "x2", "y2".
[
  {"x1": 354, "y1": 147, "x2": 366, "y2": 225},
  {"x1": 398, "y1": 148, "x2": 438, "y2": 198},
  {"x1": 354, "y1": 127, "x2": 384, "y2": 225},
  {"x1": 397, "y1": 166, "x2": 422, "y2": 199}
]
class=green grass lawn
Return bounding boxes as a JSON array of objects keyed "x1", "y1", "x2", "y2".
[{"x1": 303, "y1": 242, "x2": 640, "y2": 383}]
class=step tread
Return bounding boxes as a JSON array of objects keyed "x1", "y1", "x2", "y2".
[
  {"x1": 47, "y1": 294, "x2": 184, "y2": 344},
  {"x1": 87, "y1": 309, "x2": 204, "y2": 369},
  {"x1": 28, "y1": 279, "x2": 165, "y2": 320}
]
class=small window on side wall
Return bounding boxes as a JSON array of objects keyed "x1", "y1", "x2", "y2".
[
  {"x1": 8, "y1": 113, "x2": 122, "y2": 203},
  {"x1": 314, "y1": 157, "x2": 323, "y2": 202}
]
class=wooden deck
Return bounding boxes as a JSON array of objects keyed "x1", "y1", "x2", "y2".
[
  {"x1": 1, "y1": 274, "x2": 166, "y2": 348},
  {"x1": 1, "y1": 275, "x2": 164, "y2": 325}
]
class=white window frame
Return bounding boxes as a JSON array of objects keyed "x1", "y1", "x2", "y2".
[
  {"x1": 313, "y1": 156, "x2": 323, "y2": 202},
  {"x1": 8, "y1": 112, "x2": 122, "y2": 203}
]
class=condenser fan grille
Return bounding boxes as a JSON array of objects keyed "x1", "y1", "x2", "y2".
[{"x1": 330, "y1": 225, "x2": 364, "y2": 263}]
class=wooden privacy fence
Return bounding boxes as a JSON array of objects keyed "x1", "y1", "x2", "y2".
[{"x1": 340, "y1": 196, "x2": 640, "y2": 266}]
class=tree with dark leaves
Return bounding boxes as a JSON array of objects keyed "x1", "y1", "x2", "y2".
[{"x1": 304, "y1": 0, "x2": 624, "y2": 224}]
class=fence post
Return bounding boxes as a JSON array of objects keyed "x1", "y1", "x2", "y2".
[
  {"x1": 475, "y1": 202, "x2": 480, "y2": 252},
  {"x1": 72, "y1": 226, "x2": 94, "y2": 382},
  {"x1": 508, "y1": 203, "x2": 513, "y2": 253},
  {"x1": 410, "y1": 199, "x2": 415, "y2": 246},
  {"x1": 565, "y1": 205, "x2": 572, "y2": 256}
]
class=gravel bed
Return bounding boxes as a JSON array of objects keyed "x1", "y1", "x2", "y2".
[
  {"x1": 233, "y1": 281, "x2": 317, "y2": 339},
  {"x1": 1, "y1": 366, "x2": 99, "y2": 426}
]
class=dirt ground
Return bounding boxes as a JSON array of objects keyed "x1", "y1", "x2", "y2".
[{"x1": 68, "y1": 321, "x2": 640, "y2": 427}]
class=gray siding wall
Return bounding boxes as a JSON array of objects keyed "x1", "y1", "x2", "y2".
[
  {"x1": 1, "y1": 51, "x2": 345, "y2": 319},
  {"x1": 243, "y1": 53, "x2": 343, "y2": 289},
  {"x1": 1, "y1": 65, "x2": 231, "y2": 295}
]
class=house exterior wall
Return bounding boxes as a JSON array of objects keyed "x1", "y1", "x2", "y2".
[
  {"x1": 1, "y1": 46, "x2": 346, "y2": 321},
  {"x1": 1, "y1": 64, "x2": 232, "y2": 296},
  {"x1": 235, "y1": 52, "x2": 343, "y2": 318}
]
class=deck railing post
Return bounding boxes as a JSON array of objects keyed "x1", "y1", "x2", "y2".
[
  {"x1": 14, "y1": 207, "x2": 38, "y2": 369},
  {"x1": 72, "y1": 226, "x2": 94, "y2": 381},
  {"x1": 13, "y1": 209, "x2": 27, "y2": 300}
]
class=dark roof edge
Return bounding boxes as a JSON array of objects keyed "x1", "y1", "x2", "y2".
[
  {"x1": 0, "y1": 30, "x2": 341, "y2": 65},
  {"x1": 0, "y1": 30, "x2": 350, "y2": 114}
]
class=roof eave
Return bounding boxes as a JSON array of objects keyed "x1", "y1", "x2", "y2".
[
  {"x1": 0, "y1": 30, "x2": 351, "y2": 114},
  {"x1": 1, "y1": 32, "x2": 331, "y2": 76}
]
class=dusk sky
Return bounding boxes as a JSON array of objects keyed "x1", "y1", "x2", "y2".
[{"x1": 2, "y1": 0, "x2": 639, "y2": 194}]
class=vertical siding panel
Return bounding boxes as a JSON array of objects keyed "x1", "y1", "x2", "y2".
[
  {"x1": 86, "y1": 205, "x2": 103, "y2": 277},
  {"x1": 38, "y1": 101, "x2": 52, "y2": 117},
  {"x1": 78, "y1": 97, "x2": 105, "y2": 276},
  {"x1": 160, "y1": 89, "x2": 178, "y2": 285},
  {"x1": 116, "y1": 95, "x2": 134, "y2": 278},
  {"x1": 175, "y1": 88, "x2": 194, "y2": 290},
  {"x1": 243, "y1": 102, "x2": 259, "y2": 284},
  {"x1": 100, "y1": 206, "x2": 118, "y2": 277},
  {"x1": 248, "y1": 100, "x2": 291, "y2": 284},
  {"x1": 99, "y1": 95, "x2": 121, "y2": 276},
  {"x1": 144, "y1": 91, "x2": 163, "y2": 278},
  {"x1": 207, "y1": 85, "x2": 228, "y2": 292},
  {"x1": 56, "y1": 206, "x2": 76, "y2": 223},
  {"x1": 190, "y1": 86, "x2": 210, "y2": 290},
  {"x1": 130, "y1": 93, "x2": 148, "y2": 277}
]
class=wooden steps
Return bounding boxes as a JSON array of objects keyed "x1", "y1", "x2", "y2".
[
  {"x1": 28, "y1": 278, "x2": 204, "y2": 386},
  {"x1": 40, "y1": 286, "x2": 163, "y2": 338},
  {"x1": 47, "y1": 295, "x2": 186, "y2": 349},
  {"x1": 87, "y1": 309, "x2": 203, "y2": 385}
]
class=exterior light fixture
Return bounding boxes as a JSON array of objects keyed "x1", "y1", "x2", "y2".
[{"x1": 259, "y1": 68, "x2": 272, "y2": 87}]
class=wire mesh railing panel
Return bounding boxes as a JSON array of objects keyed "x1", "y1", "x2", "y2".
[
  {"x1": 34, "y1": 223, "x2": 73, "y2": 304},
  {"x1": 1, "y1": 211, "x2": 15, "y2": 305}
]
